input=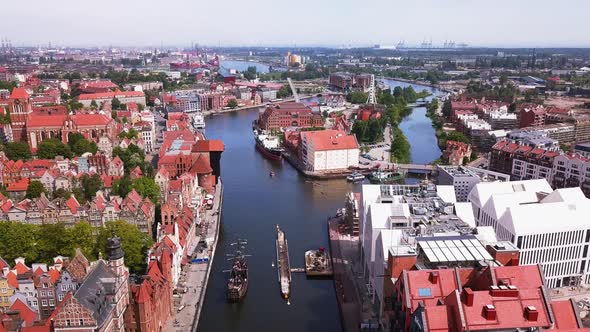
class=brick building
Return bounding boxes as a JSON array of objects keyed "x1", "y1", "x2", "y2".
[
  {"x1": 255, "y1": 102, "x2": 323, "y2": 131},
  {"x1": 519, "y1": 104, "x2": 546, "y2": 128}
]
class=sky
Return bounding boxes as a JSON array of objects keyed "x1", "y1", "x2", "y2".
[{"x1": 1, "y1": 0, "x2": 589, "y2": 48}]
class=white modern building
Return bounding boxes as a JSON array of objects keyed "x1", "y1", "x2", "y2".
[
  {"x1": 300, "y1": 130, "x2": 359, "y2": 172},
  {"x1": 139, "y1": 111, "x2": 156, "y2": 153},
  {"x1": 468, "y1": 179, "x2": 590, "y2": 287},
  {"x1": 552, "y1": 153, "x2": 590, "y2": 195}
]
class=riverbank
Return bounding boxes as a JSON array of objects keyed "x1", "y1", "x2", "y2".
[
  {"x1": 282, "y1": 149, "x2": 372, "y2": 179},
  {"x1": 203, "y1": 95, "x2": 316, "y2": 118},
  {"x1": 380, "y1": 76, "x2": 454, "y2": 93},
  {"x1": 168, "y1": 181, "x2": 223, "y2": 331}
]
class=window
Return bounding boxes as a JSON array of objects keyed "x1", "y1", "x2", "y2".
[
  {"x1": 66, "y1": 320, "x2": 71, "y2": 327},
  {"x1": 49, "y1": 299, "x2": 55, "y2": 306},
  {"x1": 42, "y1": 300, "x2": 47, "y2": 306},
  {"x1": 48, "y1": 291, "x2": 53, "y2": 296},
  {"x1": 79, "y1": 319, "x2": 84, "y2": 326},
  {"x1": 58, "y1": 294, "x2": 64, "y2": 301},
  {"x1": 32, "y1": 300, "x2": 38, "y2": 307},
  {"x1": 418, "y1": 288, "x2": 432, "y2": 297},
  {"x1": 1, "y1": 288, "x2": 6, "y2": 294}
]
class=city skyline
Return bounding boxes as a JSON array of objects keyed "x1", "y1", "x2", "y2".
[{"x1": 1, "y1": 0, "x2": 589, "y2": 48}]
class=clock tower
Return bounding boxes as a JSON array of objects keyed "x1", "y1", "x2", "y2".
[{"x1": 8, "y1": 87, "x2": 31, "y2": 142}]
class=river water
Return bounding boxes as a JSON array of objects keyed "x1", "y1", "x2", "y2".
[{"x1": 198, "y1": 81, "x2": 442, "y2": 332}]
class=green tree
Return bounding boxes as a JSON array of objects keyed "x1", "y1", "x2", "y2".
[
  {"x1": 446, "y1": 131, "x2": 470, "y2": 144},
  {"x1": 90, "y1": 99, "x2": 98, "y2": 109},
  {"x1": 37, "y1": 138, "x2": 73, "y2": 159},
  {"x1": 72, "y1": 139, "x2": 98, "y2": 156},
  {"x1": 118, "y1": 129, "x2": 139, "y2": 140},
  {"x1": 111, "y1": 97, "x2": 122, "y2": 110},
  {"x1": 0, "y1": 222, "x2": 39, "y2": 263},
  {"x1": 276, "y1": 84, "x2": 292, "y2": 99},
  {"x1": 67, "y1": 132, "x2": 85, "y2": 147},
  {"x1": 390, "y1": 127, "x2": 411, "y2": 163},
  {"x1": 26, "y1": 180, "x2": 46, "y2": 199},
  {"x1": 227, "y1": 99, "x2": 238, "y2": 109},
  {"x1": 112, "y1": 176, "x2": 132, "y2": 197},
  {"x1": 53, "y1": 188, "x2": 72, "y2": 199},
  {"x1": 347, "y1": 91, "x2": 368, "y2": 104},
  {"x1": 36, "y1": 223, "x2": 71, "y2": 262},
  {"x1": 243, "y1": 66, "x2": 257, "y2": 80},
  {"x1": 96, "y1": 221, "x2": 153, "y2": 274},
  {"x1": 131, "y1": 177, "x2": 160, "y2": 205},
  {"x1": 79, "y1": 174, "x2": 103, "y2": 202},
  {"x1": 5, "y1": 142, "x2": 32, "y2": 160},
  {"x1": 66, "y1": 221, "x2": 96, "y2": 259}
]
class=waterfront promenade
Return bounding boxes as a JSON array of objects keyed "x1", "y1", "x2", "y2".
[
  {"x1": 167, "y1": 181, "x2": 224, "y2": 331},
  {"x1": 329, "y1": 217, "x2": 364, "y2": 332}
]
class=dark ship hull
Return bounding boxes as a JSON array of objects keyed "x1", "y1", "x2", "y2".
[
  {"x1": 227, "y1": 258, "x2": 249, "y2": 302},
  {"x1": 255, "y1": 140, "x2": 283, "y2": 161}
]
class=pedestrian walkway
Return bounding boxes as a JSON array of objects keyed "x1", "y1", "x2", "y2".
[{"x1": 166, "y1": 182, "x2": 223, "y2": 331}]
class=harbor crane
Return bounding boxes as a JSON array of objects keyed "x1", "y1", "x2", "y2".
[{"x1": 287, "y1": 77, "x2": 300, "y2": 103}]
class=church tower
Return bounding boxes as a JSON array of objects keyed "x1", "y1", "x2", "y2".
[
  {"x1": 8, "y1": 87, "x2": 32, "y2": 142},
  {"x1": 106, "y1": 235, "x2": 129, "y2": 331}
]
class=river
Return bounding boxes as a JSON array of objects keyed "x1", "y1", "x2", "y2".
[
  {"x1": 220, "y1": 60, "x2": 270, "y2": 73},
  {"x1": 382, "y1": 79, "x2": 444, "y2": 164},
  {"x1": 198, "y1": 80, "x2": 443, "y2": 332}
]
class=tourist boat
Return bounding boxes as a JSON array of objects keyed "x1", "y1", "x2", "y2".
[
  {"x1": 305, "y1": 248, "x2": 333, "y2": 277},
  {"x1": 226, "y1": 240, "x2": 249, "y2": 302},
  {"x1": 276, "y1": 225, "x2": 291, "y2": 299},
  {"x1": 368, "y1": 170, "x2": 405, "y2": 184},
  {"x1": 346, "y1": 172, "x2": 365, "y2": 182},
  {"x1": 192, "y1": 113, "x2": 206, "y2": 130},
  {"x1": 254, "y1": 130, "x2": 284, "y2": 161}
]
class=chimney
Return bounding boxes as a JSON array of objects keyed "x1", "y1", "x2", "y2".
[
  {"x1": 429, "y1": 271, "x2": 439, "y2": 284},
  {"x1": 483, "y1": 304, "x2": 497, "y2": 320},
  {"x1": 462, "y1": 288, "x2": 474, "y2": 306},
  {"x1": 524, "y1": 306, "x2": 539, "y2": 321}
]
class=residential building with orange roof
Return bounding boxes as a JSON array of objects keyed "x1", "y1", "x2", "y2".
[
  {"x1": 299, "y1": 129, "x2": 359, "y2": 172},
  {"x1": 77, "y1": 89, "x2": 146, "y2": 108}
]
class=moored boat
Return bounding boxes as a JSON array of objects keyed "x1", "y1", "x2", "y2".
[
  {"x1": 192, "y1": 113, "x2": 206, "y2": 130},
  {"x1": 305, "y1": 248, "x2": 333, "y2": 277},
  {"x1": 276, "y1": 225, "x2": 291, "y2": 299},
  {"x1": 226, "y1": 240, "x2": 249, "y2": 302},
  {"x1": 346, "y1": 172, "x2": 365, "y2": 182},
  {"x1": 254, "y1": 130, "x2": 283, "y2": 161},
  {"x1": 368, "y1": 170, "x2": 405, "y2": 184}
]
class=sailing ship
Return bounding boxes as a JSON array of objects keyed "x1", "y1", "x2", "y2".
[{"x1": 226, "y1": 239, "x2": 249, "y2": 302}]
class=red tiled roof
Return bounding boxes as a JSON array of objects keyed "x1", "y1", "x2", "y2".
[
  {"x1": 552, "y1": 300, "x2": 581, "y2": 329},
  {"x1": 193, "y1": 139, "x2": 225, "y2": 152},
  {"x1": 66, "y1": 196, "x2": 80, "y2": 214},
  {"x1": 9, "y1": 299, "x2": 37, "y2": 326},
  {"x1": 72, "y1": 113, "x2": 111, "y2": 126},
  {"x1": 80, "y1": 80, "x2": 118, "y2": 89},
  {"x1": 7, "y1": 178, "x2": 30, "y2": 192},
  {"x1": 191, "y1": 154, "x2": 213, "y2": 174},
  {"x1": 14, "y1": 261, "x2": 30, "y2": 274},
  {"x1": 300, "y1": 130, "x2": 359, "y2": 151},
  {"x1": 77, "y1": 90, "x2": 144, "y2": 100},
  {"x1": 26, "y1": 114, "x2": 67, "y2": 128},
  {"x1": 47, "y1": 268, "x2": 60, "y2": 284},
  {"x1": 10, "y1": 87, "x2": 29, "y2": 99},
  {"x1": 6, "y1": 271, "x2": 18, "y2": 288}
]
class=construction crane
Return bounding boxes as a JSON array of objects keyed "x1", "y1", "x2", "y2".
[{"x1": 287, "y1": 77, "x2": 300, "y2": 103}]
